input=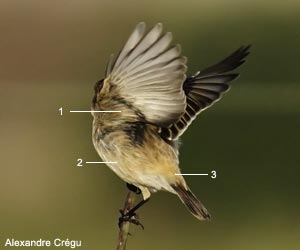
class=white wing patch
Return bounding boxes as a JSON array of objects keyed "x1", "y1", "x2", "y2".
[{"x1": 106, "y1": 22, "x2": 187, "y2": 127}]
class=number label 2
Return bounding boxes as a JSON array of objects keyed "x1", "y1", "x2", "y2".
[{"x1": 77, "y1": 158, "x2": 83, "y2": 167}]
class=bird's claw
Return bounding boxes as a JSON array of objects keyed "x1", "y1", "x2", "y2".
[{"x1": 118, "y1": 209, "x2": 144, "y2": 229}]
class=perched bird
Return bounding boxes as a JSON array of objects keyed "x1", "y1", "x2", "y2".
[{"x1": 92, "y1": 22, "x2": 250, "y2": 222}]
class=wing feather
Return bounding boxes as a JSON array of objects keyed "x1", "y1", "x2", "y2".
[
  {"x1": 106, "y1": 22, "x2": 187, "y2": 127},
  {"x1": 160, "y1": 45, "x2": 251, "y2": 140}
]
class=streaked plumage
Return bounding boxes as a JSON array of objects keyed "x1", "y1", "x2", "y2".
[{"x1": 92, "y1": 22, "x2": 250, "y2": 220}]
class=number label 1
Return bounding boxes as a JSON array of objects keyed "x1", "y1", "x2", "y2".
[
  {"x1": 77, "y1": 158, "x2": 83, "y2": 167},
  {"x1": 211, "y1": 170, "x2": 217, "y2": 179},
  {"x1": 59, "y1": 107, "x2": 63, "y2": 116}
]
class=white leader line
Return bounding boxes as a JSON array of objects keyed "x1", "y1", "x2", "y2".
[
  {"x1": 175, "y1": 173, "x2": 209, "y2": 176},
  {"x1": 70, "y1": 110, "x2": 121, "y2": 113},
  {"x1": 86, "y1": 161, "x2": 118, "y2": 164}
]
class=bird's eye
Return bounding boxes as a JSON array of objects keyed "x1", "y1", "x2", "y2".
[{"x1": 94, "y1": 79, "x2": 104, "y2": 93}]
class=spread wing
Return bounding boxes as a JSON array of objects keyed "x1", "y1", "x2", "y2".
[
  {"x1": 160, "y1": 45, "x2": 251, "y2": 140},
  {"x1": 105, "y1": 22, "x2": 187, "y2": 127}
]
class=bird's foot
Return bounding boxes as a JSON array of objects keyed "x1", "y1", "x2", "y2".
[{"x1": 118, "y1": 209, "x2": 144, "y2": 230}]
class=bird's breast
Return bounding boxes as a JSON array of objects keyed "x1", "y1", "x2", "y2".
[{"x1": 92, "y1": 119, "x2": 181, "y2": 189}]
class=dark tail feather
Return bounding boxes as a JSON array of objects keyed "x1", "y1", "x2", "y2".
[{"x1": 172, "y1": 184, "x2": 211, "y2": 221}]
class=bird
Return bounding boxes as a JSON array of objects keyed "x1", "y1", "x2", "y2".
[{"x1": 91, "y1": 22, "x2": 250, "y2": 223}]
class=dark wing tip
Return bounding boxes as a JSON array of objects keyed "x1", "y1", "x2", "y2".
[
  {"x1": 229, "y1": 44, "x2": 251, "y2": 67},
  {"x1": 199, "y1": 44, "x2": 251, "y2": 76}
]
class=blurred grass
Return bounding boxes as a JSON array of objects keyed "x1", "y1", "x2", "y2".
[{"x1": 0, "y1": 0, "x2": 299, "y2": 249}]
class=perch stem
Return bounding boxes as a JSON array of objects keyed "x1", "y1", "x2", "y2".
[{"x1": 116, "y1": 191, "x2": 137, "y2": 250}]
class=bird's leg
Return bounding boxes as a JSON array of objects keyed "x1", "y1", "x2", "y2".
[
  {"x1": 126, "y1": 183, "x2": 141, "y2": 194},
  {"x1": 119, "y1": 198, "x2": 150, "y2": 229}
]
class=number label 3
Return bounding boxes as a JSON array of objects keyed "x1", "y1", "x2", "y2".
[{"x1": 211, "y1": 170, "x2": 217, "y2": 179}]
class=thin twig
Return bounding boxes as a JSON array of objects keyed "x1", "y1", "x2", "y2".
[{"x1": 116, "y1": 191, "x2": 137, "y2": 250}]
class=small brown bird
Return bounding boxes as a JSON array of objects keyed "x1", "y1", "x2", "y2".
[{"x1": 92, "y1": 22, "x2": 250, "y2": 222}]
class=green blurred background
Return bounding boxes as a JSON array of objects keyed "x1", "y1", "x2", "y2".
[{"x1": 1, "y1": 0, "x2": 299, "y2": 249}]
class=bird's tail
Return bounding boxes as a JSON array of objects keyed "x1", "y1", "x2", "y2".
[{"x1": 172, "y1": 183, "x2": 211, "y2": 221}]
